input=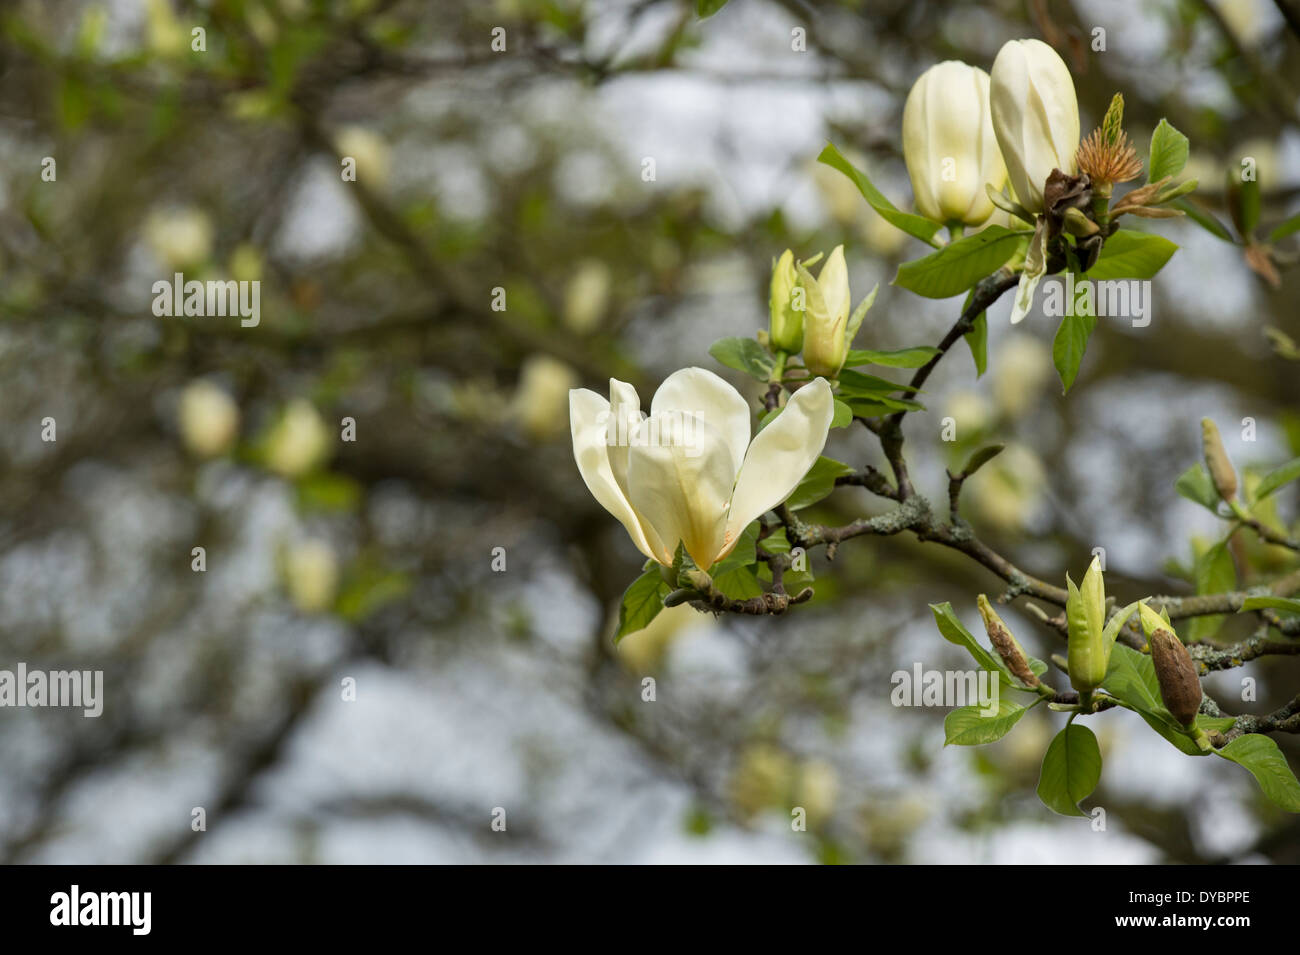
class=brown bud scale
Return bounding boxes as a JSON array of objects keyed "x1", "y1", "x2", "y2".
[{"x1": 1149, "y1": 628, "x2": 1202, "y2": 728}]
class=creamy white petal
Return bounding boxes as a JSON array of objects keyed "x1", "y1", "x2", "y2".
[
  {"x1": 569, "y1": 388, "x2": 659, "y2": 561},
  {"x1": 626, "y1": 411, "x2": 735, "y2": 568},
  {"x1": 605, "y1": 377, "x2": 643, "y2": 494},
  {"x1": 649, "y1": 367, "x2": 751, "y2": 483},
  {"x1": 723, "y1": 378, "x2": 834, "y2": 551},
  {"x1": 818, "y1": 246, "x2": 851, "y2": 325}
]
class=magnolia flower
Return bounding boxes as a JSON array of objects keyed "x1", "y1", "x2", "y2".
[
  {"x1": 284, "y1": 538, "x2": 339, "y2": 614},
  {"x1": 902, "y1": 61, "x2": 1008, "y2": 226},
  {"x1": 563, "y1": 259, "x2": 612, "y2": 334},
  {"x1": 145, "y1": 207, "x2": 213, "y2": 270},
  {"x1": 989, "y1": 39, "x2": 1080, "y2": 214},
  {"x1": 265, "y1": 399, "x2": 331, "y2": 478},
  {"x1": 569, "y1": 368, "x2": 833, "y2": 568},
  {"x1": 512, "y1": 354, "x2": 580, "y2": 441},
  {"x1": 799, "y1": 245, "x2": 864, "y2": 379},
  {"x1": 768, "y1": 249, "x2": 803, "y2": 354},
  {"x1": 335, "y1": 126, "x2": 391, "y2": 190},
  {"x1": 178, "y1": 380, "x2": 239, "y2": 458}
]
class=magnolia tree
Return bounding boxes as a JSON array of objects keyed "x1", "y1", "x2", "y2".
[{"x1": 570, "y1": 38, "x2": 1300, "y2": 818}]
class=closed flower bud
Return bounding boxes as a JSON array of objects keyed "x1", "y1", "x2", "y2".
[
  {"x1": 178, "y1": 380, "x2": 239, "y2": 458},
  {"x1": 902, "y1": 61, "x2": 1008, "y2": 226},
  {"x1": 798, "y1": 246, "x2": 851, "y2": 379},
  {"x1": 1137, "y1": 602, "x2": 1171, "y2": 640},
  {"x1": 1200, "y1": 417, "x2": 1238, "y2": 502},
  {"x1": 1149, "y1": 627, "x2": 1202, "y2": 728},
  {"x1": 978, "y1": 594, "x2": 1038, "y2": 686},
  {"x1": 284, "y1": 538, "x2": 339, "y2": 615},
  {"x1": 1066, "y1": 555, "x2": 1107, "y2": 694},
  {"x1": 769, "y1": 249, "x2": 804, "y2": 354},
  {"x1": 989, "y1": 39, "x2": 1080, "y2": 214}
]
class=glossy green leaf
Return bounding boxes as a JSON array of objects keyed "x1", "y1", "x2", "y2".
[
  {"x1": 844, "y1": 346, "x2": 940, "y2": 368},
  {"x1": 786, "y1": 456, "x2": 855, "y2": 511},
  {"x1": 1147, "y1": 119, "x2": 1189, "y2": 183},
  {"x1": 1216, "y1": 734, "x2": 1300, "y2": 811},
  {"x1": 1037, "y1": 724, "x2": 1102, "y2": 816},
  {"x1": 944, "y1": 699, "x2": 1030, "y2": 746},
  {"x1": 614, "y1": 567, "x2": 669, "y2": 643},
  {"x1": 817, "y1": 143, "x2": 942, "y2": 247},
  {"x1": 1084, "y1": 230, "x2": 1178, "y2": 280},
  {"x1": 1253, "y1": 457, "x2": 1300, "y2": 501},
  {"x1": 894, "y1": 226, "x2": 1024, "y2": 299},
  {"x1": 708, "y1": 337, "x2": 773, "y2": 381}
]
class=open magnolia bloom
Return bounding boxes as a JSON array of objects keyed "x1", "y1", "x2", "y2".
[{"x1": 570, "y1": 368, "x2": 833, "y2": 569}]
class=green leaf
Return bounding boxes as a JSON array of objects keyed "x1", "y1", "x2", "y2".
[
  {"x1": 1239, "y1": 595, "x2": 1300, "y2": 614},
  {"x1": 1253, "y1": 457, "x2": 1300, "y2": 502},
  {"x1": 843, "y1": 395, "x2": 924, "y2": 415},
  {"x1": 1216, "y1": 734, "x2": 1300, "y2": 811},
  {"x1": 929, "y1": 602, "x2": 1016, "y2": 685},
  {"x1": 1037, "y1": 724, "x2": 1102, "y2": 816},
  {"x1": 830, "y1": 399, "x2": 852, "y2": 429},
  {"x1": 1236, "y1": 176, "x2": 1261, "y2": 237},
  {"x1": 1052, "y1": 311, "x2": 1096, "y2": 394},
  {"x1": 844, "y1": 346, "x2": 940, "y2": 369},
  {"x1": 963, "y1": 295, "x2": 988, "y2": 378},
  {"x1": 894, "y1": 226, "x2": 1024, "y2": 299},
  {"x1": 1268, "y1": 212, "x2": 1300, "y2": 243},
  {"x1": 712, "y1": 564, "x2": 763, "y2": 600},
  {"x1": 1103, "y1": 643, "x2": 1167, "y2": 717},
  {"x1": 1176, "y1": 199, "x2": 1235, "y2": 242},
  {"x1": 709, "y1": 522, "x2": 759, "y2": 576},
  {"x1": 1175, "y1": 463, "x2": 1223, "y2": 514},
  {"x1": 817, "y1": 143, "x2": 942, "y2": 247},
  {"x1": 786, "y1": 456, "x2": 855, "y2": 510},
  {"x1": 944, "y1": 699, "x2": 1030, "y2": 746},
  {"x1": 836, "y1": 368, "x2": 917, "y2": 397},
  {"x1": 614, "y1": 567, "x2": 669, "y2": 643},
  {"x1": 1084, "y1": 230, "x2": 1178, "y2": 280},
  {"x1": 844, "y1": 284, "x2": 878, "y2": 346},
  {"x1": 695, "y1": 0, "x2": 729, "y2": 16},
  {"x1": 1189, "y1": 539, "x2": 1236, "y2": 641},
  {"x1": 961, "y1": 444, "x2": 1004, "y2": 476},
  {"x1": 708, "y1": 337, "x2": 774, "y2": 381},
  {"x1": 1147, "y1": 119, "x2": 1189, "y2": 183}
]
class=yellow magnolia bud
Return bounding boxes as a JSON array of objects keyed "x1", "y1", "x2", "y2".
[
  {"x1": 563, "y1": 259, "x2": 612, "y2": 334},
  {"x1": 512, "y1": 354, "x2": 580, "y2": 441},
  {"x1": 1137, "y1": 602, "x2": 1171, "y2": 640},
  {"x1": 265, "y1": 399, "x2": 331, "y2": 478},
  {"x1": 335, "y1": 126, "x2": 391, "y2": 190},
  {"x1": 798, "y1": 246, "x2": 851, "y2": 378},
  {"x1": 1200, "y1": 417, "x2": 1238, "y2": 502},
  {"x1": 768, "y1": 249, "x2": 803, "y2": 354},
  {"x1": 145, "y1": 207, "x2": 213, "y2": 270},
  {"x1": 284, "y1": 539, "x2": 339, "y2": 614},
  {"x1": 178, "y1": 380, "x2": 239, "y2": 458},
  {"x1": 902, "y1": 61, "x2": 1008, "y2": 226},
  {"x1": 1066, "y1": 555, "x2": 1107, "y2": 694},
  {"x1": 989, "y1": 39, "x2": 1080, "y2": 214}
]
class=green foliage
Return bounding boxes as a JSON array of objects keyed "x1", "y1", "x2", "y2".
[
  {"x1": 787, "y1": 457, "x2": 855, "y2": 510},
  {"x1": 709, "y1": 337, "x2": 774, "y2": 381},
  {"x1": 1215, "y1": 735, "x2": 1300, "y2": 811},
  {"x1": 615, "y1": 566, "x2": 670, "y2": 643},
  {"x1": 1037, "y1": 724, "x2": 1101, "y2": 816},
  {"x1": 1147, "y1": 119, "x2": 1189, "y2": 183},
  {"x1": 816, "y1": 143, "x2": 942, "y2": 247},
  {"x1": 944, "y1": 699, "x2": 1031, "y2": 746},
  {"x1": 1084, "y1": 230, "x2": 1178, "y2": 280},
  {"x1": 894, "y1": 227, "x2": 1025, "y2": 299}
]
